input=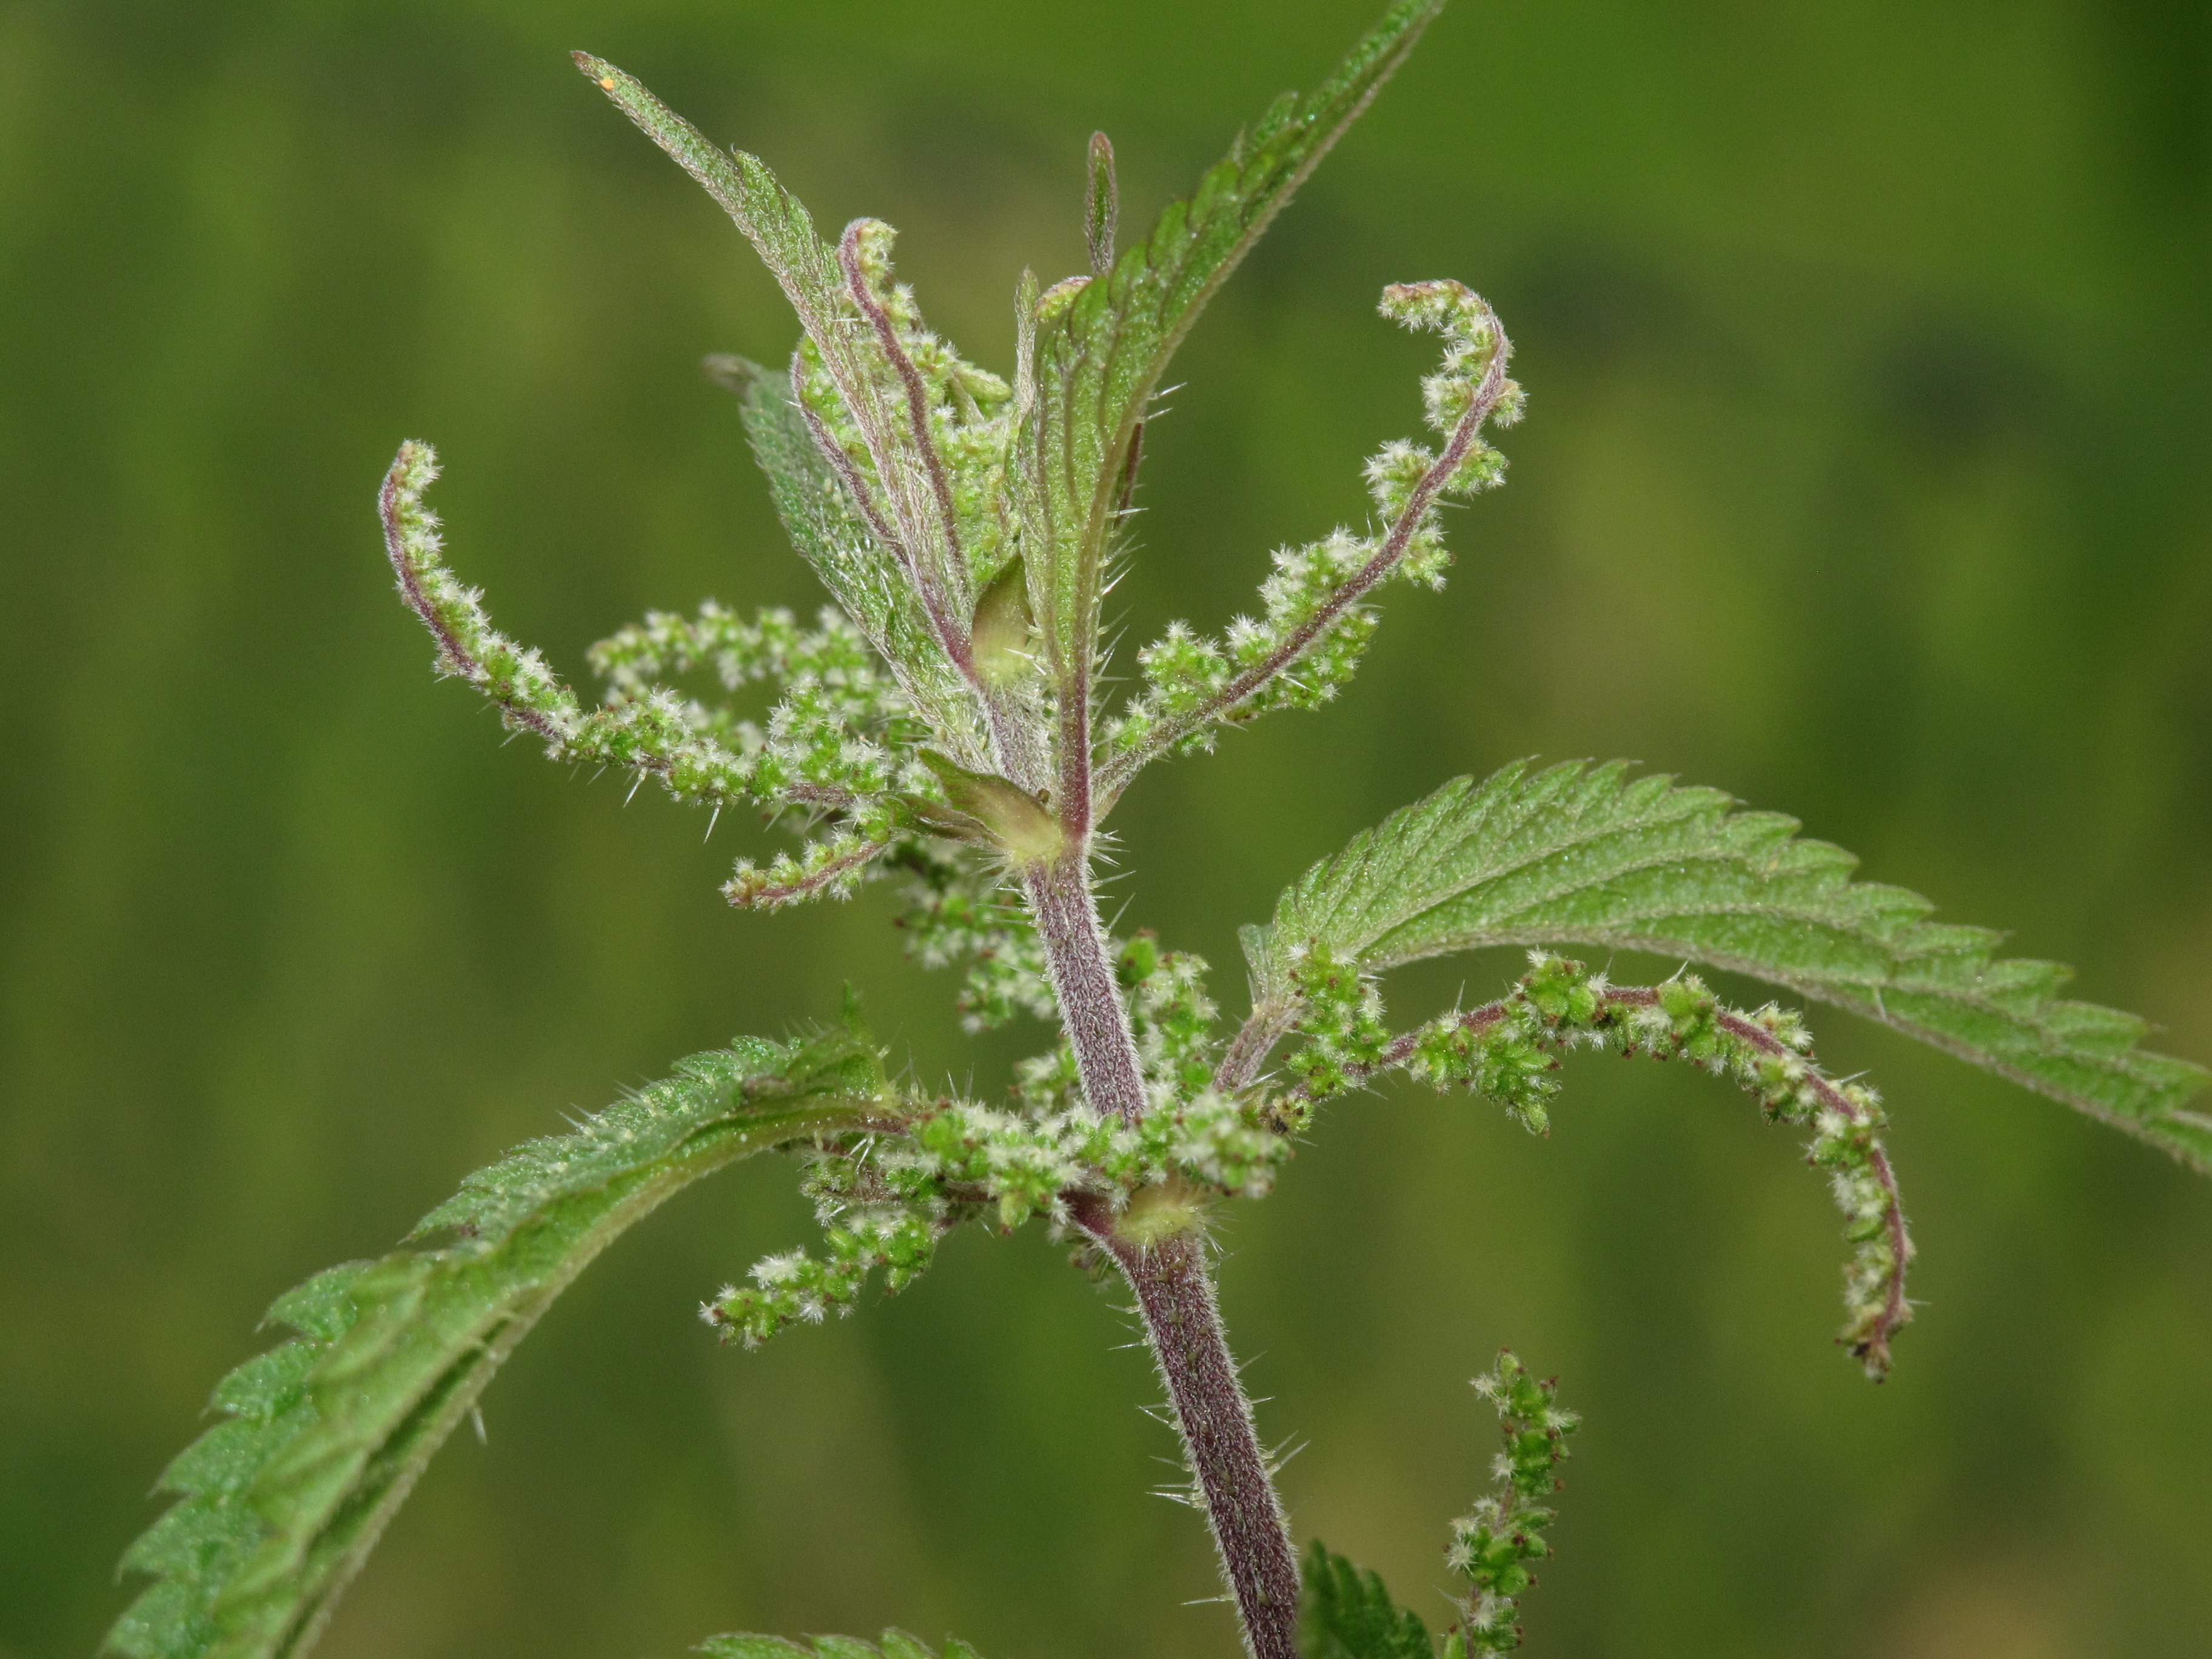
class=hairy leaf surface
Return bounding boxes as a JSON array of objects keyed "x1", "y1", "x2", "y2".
[
  {"x1": 720, "y1": 357, "x2": 979, "y2": 747},
  {"x1": 578, "y1": 56, "x2": 968, "y2": 631},
  {"x1": 1016, "y1": 0, "x2": 1445, "y2": 701},
  {"x1": 1245, "y1": 760, "x2": 2212, "y2": 1170},
  {"x1": 1298, "y1": 1541, "x2": 1434, "y2": 1659},
  {"x1": 109, "y1": 1031, "x2": 892, "y2": 1659}
]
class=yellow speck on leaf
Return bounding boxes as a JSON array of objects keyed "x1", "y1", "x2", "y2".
[{"x1": 597, "y1": 76, "x2": 615, "y2": 89}]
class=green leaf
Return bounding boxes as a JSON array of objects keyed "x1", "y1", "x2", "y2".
[
  {"x1": 579, "y1": 57, "x2": 1007, "y2": 688},
  {"x1": 109, "y1": 1030, "x2": 893, "y2": 1659},
  {"x1": 1245, "y1": 760, "x2": 2212, "y2": 1171},
  {"x1": 1016, "y1": 0, "x2": 1446, "y2": 705},
  {"x1": 575, "y1": 57, "x2": 920, "y2": 536},
  {"x1": 1298, "y1": 1540, "x2": 1434, "y2": 1659}
]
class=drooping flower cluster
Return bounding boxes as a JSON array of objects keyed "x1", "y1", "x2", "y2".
[
  {"x1": 703, "y1": 1134, "x2": 946, "y2": 1349},
  {"x1": 1284, "y1": 951, "x2": 1914, "y2": 1375},
  {"x1": 702, "y1": 931, "x2": 1282, "y2": 1349},
  {"x1": 380, "y1": 198, "x2": 1056, "y2": 921},
  {"x1": 381, "y1": 444, "x2": 946, "y2": 908}
]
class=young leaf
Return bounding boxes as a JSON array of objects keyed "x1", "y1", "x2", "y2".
[
  {"x1": 579, "y1": 58, "x2": 1015, "y2": 703},
  {"x1": 1084, "y1": 132, "x2": 1118, "y2": 275},
  {"x1": 710, "y1": 355, "x2": 983, "y2": 756},
  {"x1": 914, "y1": 750, "x2": 1065, "y2": 865},
  {"x1": 968, "y1": 556, "x2": 1036, "y2": 690},
  {"x1": 1241, "y1": 760, "x2": 2212, "y2": 1171},
  {"x1": 576, "y1": 58, "x2": 951, "y2": 591},
  {"x1": 1016, "y1": 0, "x2": 1447, "y2": 736},
  {"x1": 1297, "y1": 1540, "x2": 1433, "y2": 1659},
  {"x1": 108, "y1": 1030, "x2": 893, "y2": 1659}
]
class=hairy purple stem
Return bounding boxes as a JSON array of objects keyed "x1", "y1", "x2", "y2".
[
  {"x1": 1022, "y1": 851, "x2": 1146, "y2": 1129},
  {"x1": 1023, "y1": 848, "x2": 1299, "y2": 1658},
  {"x1": 1056, "y1": 674, "x2": 1094, "y2": 835},
  {"x1": 1072, "y1": 1195, "x2": 1300, "y2": 1659}
]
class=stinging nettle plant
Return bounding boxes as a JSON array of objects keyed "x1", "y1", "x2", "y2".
[{"x1": 110, "y1": 4, "x2": 2211, "y2": 1658}]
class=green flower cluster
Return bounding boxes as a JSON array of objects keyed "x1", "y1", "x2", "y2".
[
  {"x1": 706, "y1": 1065, "x2": 1289, "y2": 1349},
  {"x1": 1284, "y1": 944, "x2": 1390, "y2": 1113},
  {"x1": 1105, "y1": 279, "x2": 1521, "y2": 764},
  {"x1": 892, "y1": 845, "x2": 1057, "y2": 1033},
  {"x1": 1119, "y1": 933, "x2": 1221, "y2": 1104},
  {"x1": 704, "y1": 1138, "x2": 945, "y2": 1349},
  {"x1": 1444, "y1": 1352, "x2": 1578, "y2": 1657},
  {"x1": 1283, "y1": 950, "x2": 1914, "y2": 1375},
  {"x1": 916, "y1": 1089, "x2": 1284, "y2": 1226}
]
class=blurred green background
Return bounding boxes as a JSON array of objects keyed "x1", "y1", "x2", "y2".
[{"x1": 2, "y1": 1, "x2": 2208, "y2": 1655}]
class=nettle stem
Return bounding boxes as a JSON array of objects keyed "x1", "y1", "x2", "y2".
[
  {"x1": 1079, "y1": 1196, "x2": 1300, "y2": 1659},
  {"x1": 1024, "y1": 848, "x2": 1299, "y2": 1659}
]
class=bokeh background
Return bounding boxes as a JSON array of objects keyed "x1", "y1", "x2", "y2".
[{"x1": 3, "y1": 1, "x2": 2208, "y2": 1655}]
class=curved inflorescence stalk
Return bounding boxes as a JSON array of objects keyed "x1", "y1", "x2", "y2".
[
  {"x1": 1282, "y1": 950, "x2": 1914, "y2": 1376},
  {"x1": 1099, "y1": 281, "x2": 1521, "y2": 805},
  {"x1": 380, "y1": 443, "x2": 914, "y2": 907}
]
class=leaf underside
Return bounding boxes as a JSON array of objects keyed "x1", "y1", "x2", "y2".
[
  {"x1": 728, "y1": 358, "x2": 976, "y2": 737},
  {"x1": 107, "y1": 1031, "x2": 889, "y2": 1659},
  {"x1": 1245, "y1": 759, "x2": 2211, "y2": 1172}
]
